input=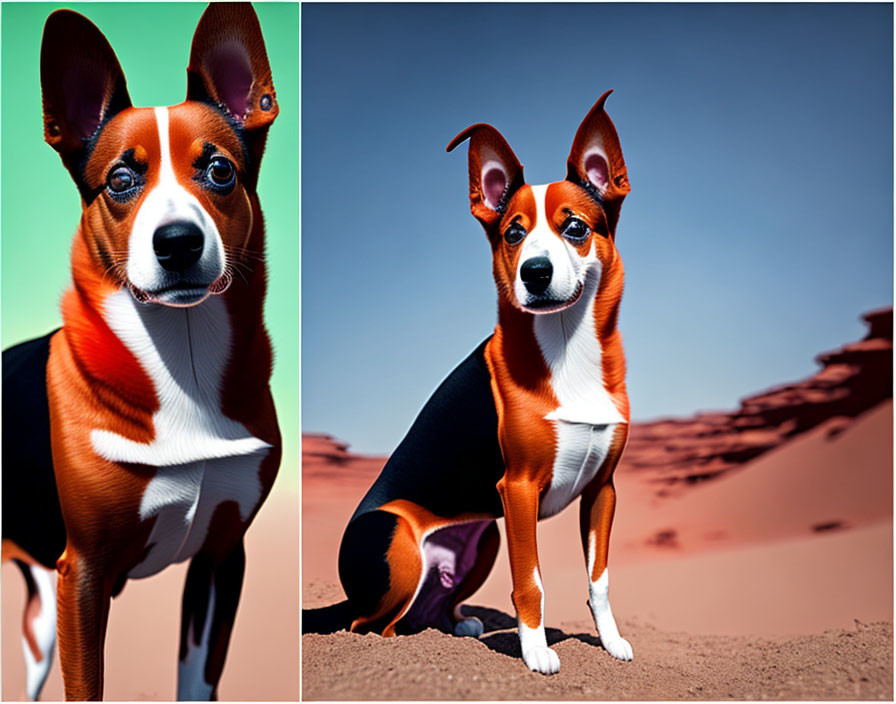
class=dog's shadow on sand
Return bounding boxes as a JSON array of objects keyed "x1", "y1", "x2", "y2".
[
  {"x1": 461, "y1": 605, "x2": 604, "y2": 658},
  {"x1": 302, "y1": 602, "x2": 605, "y2": 658}
]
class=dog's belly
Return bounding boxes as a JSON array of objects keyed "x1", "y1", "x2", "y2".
[
  {"x1": 539, "y1": 422, "x2": 618, "y2": 519},
  {"x1": 128, "y1": 450, "x2": 268, "y2": 578}
]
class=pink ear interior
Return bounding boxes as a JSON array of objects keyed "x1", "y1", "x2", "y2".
[
  {"x1": 585, "y1": 152, "x2": 609, "y2": 192},
  {"x1": 62, "y1": 61, "x2": 107, "y2": 139},
  {"x1": 483, "y1": 166, "x2": 507, "y2": 210},
  {"x1": 207, "y1": 41, "x2": 253, "y2": 119}
]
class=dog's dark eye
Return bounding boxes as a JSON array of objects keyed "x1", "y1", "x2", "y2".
[
  {"x1": 107, "y1": 165, "x2": 135, "y2": 193},
  {"x1": 560, "y1": 216, "x2": 590, "y2": 242},
  {"x1": 504, "y1": 222, "x2": 527, "y2": 245},
  {"x1": 206, "y1": 157, "x2": 236, "y2": 188}
]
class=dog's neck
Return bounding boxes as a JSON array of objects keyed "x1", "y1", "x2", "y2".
[
  {"x1": 60, "y1": 215, "x2": 273, "y2": 425},
  {"x1": 491, "y1": 252, "x2": 628, "y2": 423}
]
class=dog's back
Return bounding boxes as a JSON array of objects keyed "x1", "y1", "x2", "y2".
[{"x1": 348, "y1": 339, "x2": 504, "y2": 522}]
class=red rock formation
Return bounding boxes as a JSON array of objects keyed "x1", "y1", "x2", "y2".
[
  {"x1": 623, "y1": 307, "x2": 892, "y2": 491},
  {"x1": 302, "y1": 433, "x2": 384, "y2": 482}
]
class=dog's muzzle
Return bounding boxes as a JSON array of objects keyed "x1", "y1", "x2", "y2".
[
  {"x1": 153, "y1": 221, "x2": 204, "y2": 274},
  {"x1": 520, "y1": 256, "x2": 553, "y2": 295}
]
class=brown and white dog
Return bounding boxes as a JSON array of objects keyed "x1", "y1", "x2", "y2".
[
  {"x1": 335, "y1": 93, "x2": 632, "y2": 675},
  {"x1": 1, "y1": 4, "x2": 281, "y2": 700}
]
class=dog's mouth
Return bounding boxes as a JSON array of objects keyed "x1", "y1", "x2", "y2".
[
  {"x1": 520, "y1": 280, "x2": 585, "y2": 315},
  {"x1": 128, "y1": 272, "x2": 232, "y2": 307}
]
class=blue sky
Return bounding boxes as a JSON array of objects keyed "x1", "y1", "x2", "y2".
[{"x1": 302, "y1": 2, "x2": 893, "y2": 455}]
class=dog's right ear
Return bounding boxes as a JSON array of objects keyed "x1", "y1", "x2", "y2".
[
  {"x1": 447, "y1": 124, "x2": 524, "y2": 228},
  {"x1": 40, "y1": 10, "x2": 132, "y2": 169}
]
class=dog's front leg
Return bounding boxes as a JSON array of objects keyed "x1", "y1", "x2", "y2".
[
  {"x1": 178, "y1": 543, "x2": 246, "y2": 700},
  {"x1": 579, "y1": 479, "x2": 632, "y2": 661},
  {"x1": 497, "y1": 478, "x2": 559, "y2": 675},
  {"x1": 55, "y1": 547, "x2": 112, "y2": 701}
]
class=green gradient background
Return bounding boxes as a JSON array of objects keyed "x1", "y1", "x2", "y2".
[{"x1": 1, "y1": 3, "x2": 299, "y2": 489}]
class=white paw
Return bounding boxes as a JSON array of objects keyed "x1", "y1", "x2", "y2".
[
  {"x1": 522, "y1": 646, "x2": 560, "y2": 675},
  {"x1": 453, "y1": 617, "x2": 484, "y2": 637},
  {"x1": 601, "y1": 633, "x2": 633, "y2": 661}
]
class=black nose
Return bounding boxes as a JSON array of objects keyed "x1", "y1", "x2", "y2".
[
  {"x1": 152, "y1": 222, "x2": 204, "y2": 273},
  {"x1": 520, "y1": 256, "x2": 553, "y2": 295}
]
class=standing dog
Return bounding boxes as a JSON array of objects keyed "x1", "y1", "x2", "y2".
[
  {"x1": 337, "y1": 93, "x2": 632, "y2": 674},
  {"x1": 2, "y1": 4, "x2": 281, "y2": 699}
]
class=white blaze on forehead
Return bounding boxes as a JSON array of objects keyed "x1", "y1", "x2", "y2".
[
  {"x1": 157, "y1": 107, "x2": 174, "y2": 182},
  {"x1": 517, "y1": 185, "x2": 554, "y2": 259},
  {"x1": 126, "y1": 107, "x2": 225, "y2": 293}
]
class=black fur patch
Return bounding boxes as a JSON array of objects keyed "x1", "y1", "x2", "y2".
[{"x1": 2, "y1": 331, "x2": 66, "y2": 569}]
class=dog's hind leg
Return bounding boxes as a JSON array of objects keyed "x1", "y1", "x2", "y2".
[
  {"x1": 15, "y1": 560, "x2": 57, "y2": 701},
  {"x1": 178, "y1": 543, "x2": 245, "y2": 701},
  {"x1": 339, "y1": 510, "x2": 422, "y2": 636}
]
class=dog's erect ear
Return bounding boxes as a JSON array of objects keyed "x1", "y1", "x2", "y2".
[
  {"x1": 187, "y1": 2, "x2": 277, "y2": 177},
  {"x1": 567, "y1": 90, "x2": 630, "y2": 236},
  {"x1": 40, "y1": 10, "x2": 132, "y2": 168},
  {"x1": 447, "y1": 124, "x2": 525, "y2": 228}
]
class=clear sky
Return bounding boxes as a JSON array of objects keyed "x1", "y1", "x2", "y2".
[{"x1": 302, "y1": 2, "x2": 893, "y2": 456}]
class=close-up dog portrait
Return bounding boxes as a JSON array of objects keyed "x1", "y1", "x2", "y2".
[
  {"x1": 0, "y1": 2, "x2": 298, "y2": 700},
  {"x1": 301, "y1": 2, "x2": 893, "y2": 701}
]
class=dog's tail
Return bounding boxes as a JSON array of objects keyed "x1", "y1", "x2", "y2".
[{"x1": 302, "y1": 599, "x2": 355, "y2": 634}]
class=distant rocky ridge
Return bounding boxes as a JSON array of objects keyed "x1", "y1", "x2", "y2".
[
  {"x1": 303, "y1": 308, "x2": 892, "y2": 492},
  {"x1": 302, "y1": 433, "x2": 384, "y2": 481},
  {"x1": 624, "y1": 307, "x2": 892, "y2": 492}
]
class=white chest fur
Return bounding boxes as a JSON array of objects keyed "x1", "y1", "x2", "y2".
[
  {"x1": 92, "y1": 291, "x2": 271, "y2": 465},
  {"x1": 533, "y1": 266, "x2": 626, "y2": 518},
  {"x1": 90, "y1": 291, "x2": 271, "y2": 577},
  {"x1": 539, "y1": 421, "x2": 618, "y2": 519},
  {"x1": 128, "y1": 453, "x2": 265, "y2": 578},
  {"x1": 533, "y1": 267, "x2": 625, "y2": 427}
]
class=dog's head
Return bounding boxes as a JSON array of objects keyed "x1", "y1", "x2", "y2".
[
  {"x1": 41, "y1": 3, "x2": 277, "y2": 307},
  {"x1": 448, "y1": 93, "x2": 629, "y2": 314}
]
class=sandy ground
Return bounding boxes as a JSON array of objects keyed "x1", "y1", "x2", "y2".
[
  {"x1": 304, "y1": 582, "x2": 891, "y2": 700},
  {"x1": 302, "y1": 402, "x2": 893, "y2": 699},
  {"x1": 2, "y1": 478, "x2": 299, "y2": 701}
]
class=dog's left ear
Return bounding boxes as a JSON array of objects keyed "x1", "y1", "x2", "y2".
[
  {"x1": 567, "y1": 90, "x2": 630, "y2": 236},
  {"x1": 187, "y1": 2, "x2": 277, "y2": 182}
]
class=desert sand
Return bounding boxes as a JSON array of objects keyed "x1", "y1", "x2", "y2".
[
  {"x1": 1, "y1": 478, "x2": 299, "y2": 701},
  {"x1": 304, "y1": 595, "x2": 891, "y2": 701},
  {"x1": 302, "y1": 310, "x2": 893, "y2": 700}
]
